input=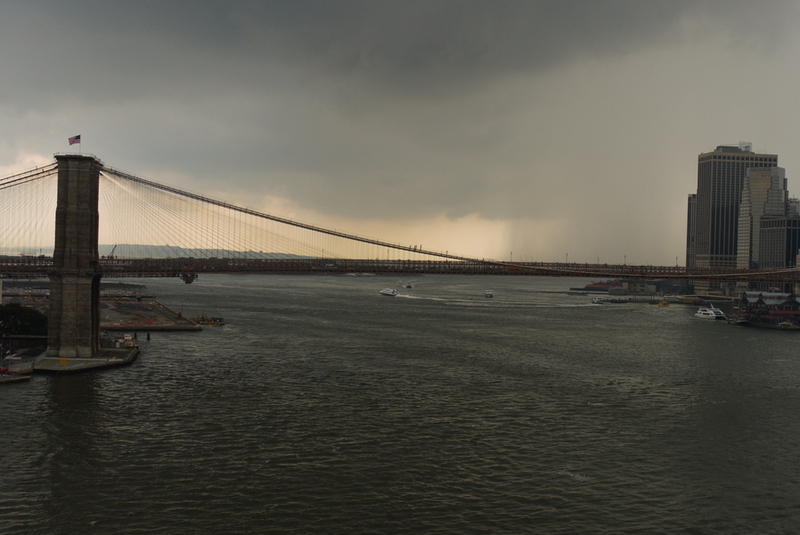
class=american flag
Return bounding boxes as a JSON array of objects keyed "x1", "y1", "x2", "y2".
[{"x1": 68, "y1": 135, "x2": 81, "y2": 145}]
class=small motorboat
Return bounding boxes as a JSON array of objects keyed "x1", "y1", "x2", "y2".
[
  {"x1": 592, "y1": 297, "x2": 604, "y2": 304},
  {"x1": 0, "y1": 372, "x2": 32, "y2": 384},
  {"x1": 695, "y1": 307, "x2": 726, "y2": 320},
  {"x1": 485, "y1": 290, "x2": 494, "y2": 298},
  {"x1": 196, "y1": 311, "x2": 225, "y2": 325},
  {"x1": 380, "y1": 288, "x2": 397, "y2": 297},
  {"x1": 0, "y1": 359, "x2": 34, "y2": 384}
]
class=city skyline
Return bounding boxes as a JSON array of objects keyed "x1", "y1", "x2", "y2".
[
  {"x1": 689, "y1": 143, "x2": 780, "y2": 271},
  {"x1": 3, "y1": 1, "x2": 800, "y2": 265}
]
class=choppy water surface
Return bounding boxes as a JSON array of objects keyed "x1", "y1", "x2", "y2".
[{"x1": 3, "y1": 275, "x2": 800, "y2": 534}]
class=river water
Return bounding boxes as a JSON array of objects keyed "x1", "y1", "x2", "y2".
[{"x1": 2, "y1": 274, "x2": 800, "y2": 534}]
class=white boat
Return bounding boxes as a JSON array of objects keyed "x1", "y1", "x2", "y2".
[
  {"x1": 380, "y1": 288, "x2": 397, "y2": 297},
  {"x1": 592, "y1": 297, "x2": 604, "y2": 304},
  {"x1": 485, "y1": 290, "x2": 494, "y2": 298},
  {"x1": 0, "y1": 358, "x2": 34, "y2": 384},
  {"x1": 695, "y1": 307, "x2": 726, "y2": 320}
]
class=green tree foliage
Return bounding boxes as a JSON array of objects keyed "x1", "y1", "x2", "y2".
[{"x1": 0, "y1": 303, "x2": 48, "y2": 336}]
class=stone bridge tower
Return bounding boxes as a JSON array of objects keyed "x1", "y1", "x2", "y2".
[{"x1": 46, "y1": 154, "x2": 101, "y2": 358}]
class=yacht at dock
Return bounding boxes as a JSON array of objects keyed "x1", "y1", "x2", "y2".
[{"x1": 695, "y1": 306, "x2": 726, "y2": 320}]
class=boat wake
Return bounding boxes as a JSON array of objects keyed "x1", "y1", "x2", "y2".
[{"x1": 393, "y1": 294, "x2": 598, "y2": 308}]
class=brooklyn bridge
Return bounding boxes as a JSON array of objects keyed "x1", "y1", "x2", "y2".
[
  {"x1": 3, "y1": 154, "x2": 799, "y2": 283},
  {"x1": 1, "y1": 154, "x2": 799, "y2": 367}
]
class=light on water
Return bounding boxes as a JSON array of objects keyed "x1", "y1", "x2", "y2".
[{"x1": 2, "y1": 275, "x2": 800, "y2": 534}]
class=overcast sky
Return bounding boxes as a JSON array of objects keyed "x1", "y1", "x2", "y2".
[{"x1": 2, "y1": 0, "x2": 800, "y2": 265}]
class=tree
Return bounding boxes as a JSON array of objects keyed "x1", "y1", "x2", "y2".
[{"x1": 0, "y1": 303, "x2": 48, "y2": 336}]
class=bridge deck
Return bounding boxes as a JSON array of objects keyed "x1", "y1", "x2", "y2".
[{"x1": 3, "y1": 257, "x2": 799, "y2": 283}]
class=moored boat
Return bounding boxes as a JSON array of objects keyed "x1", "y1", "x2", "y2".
[
  {"x1": 196, "y1": 312, "x2": 225, "y2": 325},
  {"x1": 0, "y1": 359, "x2": 34, "y2": 384},
  {"x1": 0, "y1": 372, "x2": 31, "y2": 384},
  {"x1": 695, "y1": 307, "x2": 726, "y2": 320}
]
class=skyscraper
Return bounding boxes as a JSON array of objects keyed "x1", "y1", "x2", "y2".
[
  {"x1": 758, "y1": 218, "x2": 800, "y2": 270},
  {"x1": 736, "y1": 166, "x2": 787, "y2": 269},
  {"x1": 692, "y1": 143, "x2": 778, "y2": 270},
  {"x1": 686, "y1": 193, "x2": 696, "y2": 267}
]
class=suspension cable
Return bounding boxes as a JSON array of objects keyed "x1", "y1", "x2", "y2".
[{"x1": 101, "y1": 165, "x2": 477, "y2": 263}]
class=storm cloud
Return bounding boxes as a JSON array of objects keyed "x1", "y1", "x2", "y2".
[{"x1": 2, "y1": 1, "x2": 799, "y2": 263}]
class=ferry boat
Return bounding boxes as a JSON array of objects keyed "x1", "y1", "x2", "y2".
[
  {"x1": 380, "y1": 288, "x2": 397, "y2": 297},
  {"x1": 695, "y1": 307, "x2": 726, "y2": 320}
]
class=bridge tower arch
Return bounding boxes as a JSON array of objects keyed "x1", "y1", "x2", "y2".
[{"x1": 46, "y1": 154, "x2": 101, "y2": 358}]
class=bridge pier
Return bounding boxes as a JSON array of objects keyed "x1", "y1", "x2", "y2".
[{"x1": 46, "y1": 155, "x2": 101, "y2": 359}]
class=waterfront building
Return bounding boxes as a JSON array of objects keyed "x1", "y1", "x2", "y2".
[{"x1": 736, "y1": 166, "x2": 787, "y2": 269}]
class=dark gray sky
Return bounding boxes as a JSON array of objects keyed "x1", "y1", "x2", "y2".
[{"x1": 2, "y1": 0, "x2": 799, "y2": 264}]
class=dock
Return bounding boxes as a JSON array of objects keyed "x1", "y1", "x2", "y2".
[
  {"x1": 101, "y1": 298, "x2": 202, "y2": 331},
  {"x1": 2, "y1": 281, "x2": 201, "y2": 332},
  {"x1": 33, "y1": 347, "x2": 140, "y2": 373}
]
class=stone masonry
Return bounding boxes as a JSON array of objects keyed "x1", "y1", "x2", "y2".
[{"x1": 46, "y1": 155, "x2": 101, "y2": 358}]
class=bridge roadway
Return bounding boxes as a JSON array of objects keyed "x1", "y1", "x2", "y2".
[{"x1": 2, "y1": 256, "x2": 800, "y2": 283}]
